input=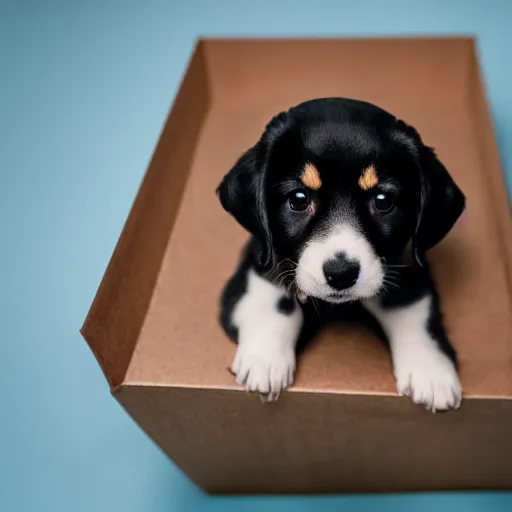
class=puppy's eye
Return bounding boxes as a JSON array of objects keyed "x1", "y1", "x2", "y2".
[
  {"x1": 372, "y1": 193, "x2": 394, "y2": 213},
  {"x1": 288, "y1": 190, "x2": 311, "y2": 211}
]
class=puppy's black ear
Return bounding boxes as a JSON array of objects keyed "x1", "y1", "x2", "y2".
[
  {"x1": 395, "y1": 121, "x2": 466, "y2": 266},
  {"x1": 216, "y1": 144, "x2": 274, "y2": 269},
  {"x1": 217, "y1": 112, "x2": 290, "y2": 269},
  {"x1": 414, "y1": 147, "x2": 465, "y2": 266}
]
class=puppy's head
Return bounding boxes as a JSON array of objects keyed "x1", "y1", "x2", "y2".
[{"x1": 217, "y1": 98, "x2": 465, "y2": 303}]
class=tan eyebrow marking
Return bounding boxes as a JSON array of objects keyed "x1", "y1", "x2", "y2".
[
  {"x1": 300, "y1": 163, "x2": 322, "y2": 190},
  {"x1": 358, "y1": 165, "x2": 379, "y2": 190}
]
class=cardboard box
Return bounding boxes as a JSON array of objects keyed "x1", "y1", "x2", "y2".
[{"x1": 81, "y1": 38, "x2": 512, "y2": 494}]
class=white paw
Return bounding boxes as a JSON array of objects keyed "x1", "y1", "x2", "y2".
[
  {"x1": 231, "y1": 344, "x2": 296, "y2": 402},
  {"x1": 394, "y1": 350, "x2": 463, "y2": 413}
]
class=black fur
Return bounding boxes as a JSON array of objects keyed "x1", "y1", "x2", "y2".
[
  {"x1": 219, "y1": 240, "x2": 255, "y2": 343},
  {"x1": 277, "y1": 296, "x2": 296, "y2": 315}
]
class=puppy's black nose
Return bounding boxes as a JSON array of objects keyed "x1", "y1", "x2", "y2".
[{"x1": 323, "y1": 252, "x2": 360, "y2": 290}]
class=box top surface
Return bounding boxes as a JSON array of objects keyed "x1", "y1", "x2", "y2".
[{"x1": 83, "y1": 38, "x2": 512, "y2": 397}]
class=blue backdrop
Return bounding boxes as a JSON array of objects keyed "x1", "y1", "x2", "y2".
[{"x1": 1, "y1": 1, "x2": 511, "y2": 510}]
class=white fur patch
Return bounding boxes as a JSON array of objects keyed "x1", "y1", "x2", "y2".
[
  {"x1": 365, "y1": 296, "x2": 462, "y2": 412},
  {"x1": 231, "y1": 269, "x2": 303, "y2": 401},
  {"x1": 295, "y1": 224, "x2": 383, "y2": 303}
]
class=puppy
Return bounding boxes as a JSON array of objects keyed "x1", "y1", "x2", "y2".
[{"x1": 216, "y1": 98, "x2": 465, "y2": 412}]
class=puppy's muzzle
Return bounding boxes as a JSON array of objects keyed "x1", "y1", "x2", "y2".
[{"x1": 295, "y1": 224, "x2": 384, "y2": 303}]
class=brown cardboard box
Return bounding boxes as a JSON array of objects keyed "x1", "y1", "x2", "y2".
[{"x1": 81, "y1": 38, "x2": 512, "y2": 494}]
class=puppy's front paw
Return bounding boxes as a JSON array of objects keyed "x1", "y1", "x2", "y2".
[
  {"x1": 231, "y1": 344, "x2": 296, "y2": 402},
  {"x1": 394, "y1": 349, "x2": 463, "y2": 413}
]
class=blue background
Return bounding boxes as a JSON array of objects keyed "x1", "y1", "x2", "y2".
[{"x1": 1, "y1": 1, "x2": 511, "y2": 510}]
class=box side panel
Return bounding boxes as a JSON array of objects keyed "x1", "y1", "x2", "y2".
[
  {"x1": 467, "y1": 44, "x2": 512, "y2": 294},
  {"x1": 115, "y1": 386, "x2": 512, "y2": 494},
  {"x1": 81, "y1": 42, "x2": 210, "y2": 387},
  {"x1": 203, "y1": 37, "x2": 474, "y2": 109}
]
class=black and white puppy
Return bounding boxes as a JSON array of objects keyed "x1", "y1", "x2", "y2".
[{"x1": 217, "y1": 98, "x2": 465, "y2": 412}]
